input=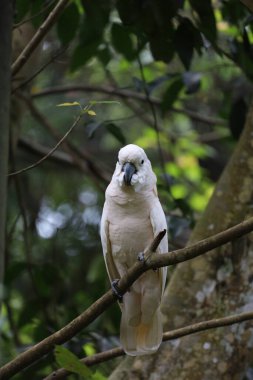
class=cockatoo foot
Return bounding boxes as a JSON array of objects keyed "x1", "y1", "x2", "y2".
[{"x1": 111, "y1": 279, "x2": 123, "y2": 302}]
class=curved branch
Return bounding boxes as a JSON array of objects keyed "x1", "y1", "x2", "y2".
[
  {"x1": 45, "y1": 309, "x2": 253, "y2": 380},
  {"x1": 12, "y1": 0, "x2": 69, "y2": 76},
  {"x1": 1, "y1": 217, "x2": 253, "y2": 379},
  {"x1": 32, "y1": 85, "x2": 226, "y2": 126}
]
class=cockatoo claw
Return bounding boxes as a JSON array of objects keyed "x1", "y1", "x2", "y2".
[{"x1": 111, "y1": 279, "x2": 123, "y2": 302}]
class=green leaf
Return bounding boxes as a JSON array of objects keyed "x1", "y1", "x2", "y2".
[
  {"x1": 189, "y1": 0, "x2": 217, "y2": 43},
  {"x1": 105, "y1": 123, "x2": 126, "y2": 145},
  {"x1": 111, "y1": 23, "x2": 136, "y2": 60},
  {"x1": 149, "y1": 35, "x2": 175, "y2": 63},
  {"x1": 15, "y1": 0, "x2": 30, "y2": 23},
  {"x1": 161, "y1": 78, "x2": 183, "y2": 113},
  {"x1": 87, "y1": 110, "x2": 96, "y2": 116},
  {"x1": 55, "y1": 345, "x2": 92, "y2": 378},
  {"x1": 30, "y1": 0, "x2": 46, "y2": 28},
  {"x1": 73, "y1": 0, "x2": 84, "y2": 15},
  {"x1": 57, "y1": 2, "x2": 80, "y2": 45},
  {"x1": 174, "y1": 18, "x2": 203, "y2": 70},
  {"x1": 70, "y1": 41, "x2": 100, "y2": 71},
  {"x1": 97, "y1": 46, "x2": 111, "y2": 66},
  {"x1": 83, "y1": 342, "x2": 96, "y2": 356},
  {"x1": 92, "y1": 371, "x2": 107, "y2": 380},
  {"x1": 5, "y1": 261, "x2": 27, "y2": 285},
  {"x1": 56, "y1": 102, "x2": 81, "y2": 107}
]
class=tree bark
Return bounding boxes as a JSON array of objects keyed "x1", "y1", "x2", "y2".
[
  {"x1": 109, "y1": 100, "x2": 253, "y2": 379},
  {"x1": 0, "y1": 2, "x2": 12, "y2": 308}
]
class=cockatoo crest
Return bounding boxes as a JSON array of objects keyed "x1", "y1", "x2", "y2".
[{"x1": 113, "y1": 144, "x2": 156, "y2": 192}]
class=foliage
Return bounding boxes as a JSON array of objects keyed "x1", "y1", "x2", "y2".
[
  {"x1": 55, "y1": 345, "x2": 106, "y2": 379},
  {"x1": 1, "y1": 0, "x2": 253, "y2": 378}
]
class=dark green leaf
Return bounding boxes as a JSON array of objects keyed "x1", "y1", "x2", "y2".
[
  {"x1": 161, "y1": 78, "x2": 183, "y2": 113},
  {"x1": 174, "y1": 18, "x2": 202, "y2": 70},
  {"x1": 30, "y1": 0, "x2": 47, "y2": 28},
  {"x1": 189, "y1": 0, "x2": 217, "y2": 43},
  {"x1": 149, "y1": 36, "x2": 175, "y2": 63},
  {"x1": 57, "y1": 3, "x2": 80, "y2": 45},
  {"x1": 229, "y1": 98, "x2": 247, "y2": 140},
  {"x1": 17, "y1": 299, "x2": 41, "y2": 328},
  {"x1": 221, "y1": 0, "x2": 248, "y2": 24},
  {"x1": 105, "y1": 123, "x2": 126, "y2": 145},
  {"x1": 97, "y1": 45, "x2": 111, "y2": 66},
  {"x1": 230, "y1": 39, "x2": 253, "y2": 80},
  {"x1": 92, "y1": 371, "x2": 107, "y2": 380},
  {"x1": 5, "y1": 261, "x2": 28, "y2": 285},
  {"x1": 55, "y1": 345, "x2": 92, "y2": 378},
  {"x1": 87, "y1": 122, "x2": 101, "y2": 139},
  {"x1": 15, "y1": 0, "x2": 31, "y2": 23},
  {"x1": 70, "y1": 41, "x2": 100, "y2": 71},
  {"x1": 111, "y1": 23, "x2": 136, "y2": 60}
]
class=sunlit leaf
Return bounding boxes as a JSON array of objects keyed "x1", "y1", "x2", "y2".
[
  {"x1": 56, "y1": 102, "x2": 81, "y2": 107},
  {"x1": 92, "y1": 371, "x2": 107, "y2": 380},
  {"x1": 83, "y1": 342, "x2": 96, "y2": 356},
  {"x1": 55, "y1": 345, "x2": 92, "y2": 378},
  {"x1": 87, "y1": 110, "x2": 96, "y2": 116}
]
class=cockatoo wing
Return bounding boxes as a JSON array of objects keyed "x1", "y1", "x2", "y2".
[
  {"x1": 150, "y1": 192, "x2": 168, "y2": 294},
  {"x1": 100, "y1": 201, "x2": 120, "y2": 282}
]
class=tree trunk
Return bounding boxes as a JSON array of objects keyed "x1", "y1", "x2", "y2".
[
  {"x1": 109, "y1": 100, "x2": 253, "y2": 379},
  {"x1": 0, "y1": 1, "x2": 12, "y2": 309}
]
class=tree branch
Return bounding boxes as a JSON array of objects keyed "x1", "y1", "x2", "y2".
[
  {"x1": 11, "y1": 0, "x2": 69, "y2": 76},
  {"x1": 12, "y1": 46, "x2": 68, "y2": 93},
  {"x1": 1, "y1": 217, "x2": 253, "y2": 379},
  {"x1": 31, "y1": 85, "x2": 226, "y2": 126},
  {"x1": 240, "y1": 0, "x2": 253, "y2": 13},
  {"x1": 13, "y1": 0, "x2": 56, "y2": 30},
  {"x1": 44, "y1": 309, "x2": 253, "y2": 380}
]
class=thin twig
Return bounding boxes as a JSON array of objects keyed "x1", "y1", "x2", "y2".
[
  {"x1": 44, "y1": 309, "x2": 253, "y2": 380},
  {"x1": 12, "y1": 0, "x2": 70, "y2": 76},
  {"x1": 13, "y1": 0, "x2": 56, "y2": 29},
  {"x1": 8, "y1": 113, "x2": 82, "y2": 177},
  {"x1": 1, "y1": 217, "x2": 253, "y2": 380},
  {"x1": 17, "y1": 94, "x2": 110, "y2": 185},
  {"x1": 31, "y1": 85, "x2": 226, "y2": 126},
  {"x1": 12, "y1": 46, "x2": 68, "y2": 93}
]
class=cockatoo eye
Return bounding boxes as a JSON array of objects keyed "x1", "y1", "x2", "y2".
[{"x1": 141, "y1": 160, "x2": 144, "y2": 164}]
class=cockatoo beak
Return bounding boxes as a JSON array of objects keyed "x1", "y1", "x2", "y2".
[{"x1": 123, "y1": 162, "x2": 136, "y2": 186}]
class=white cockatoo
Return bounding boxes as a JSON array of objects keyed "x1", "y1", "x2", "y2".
[{"x1": 100, "y1": 144, "x2": 168, "y2": 356}]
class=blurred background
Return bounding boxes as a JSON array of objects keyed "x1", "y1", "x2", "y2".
[{"x1": 2, "y1": 0, "x2": 253, "y2": 378}]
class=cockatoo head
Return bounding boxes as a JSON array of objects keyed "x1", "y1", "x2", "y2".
[{"x1": 112, "y1": 144, "x2": 156, "y2": 192}]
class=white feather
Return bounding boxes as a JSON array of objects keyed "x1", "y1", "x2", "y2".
[{"x1": 100, "y1": 144, "x2": 168, "y2": 355}]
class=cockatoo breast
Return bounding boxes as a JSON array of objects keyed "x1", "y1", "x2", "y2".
[{"x1": 106, "y1": 186, "x2": 154, "y2": 267}]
